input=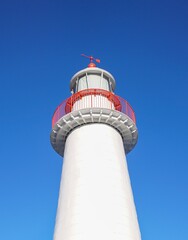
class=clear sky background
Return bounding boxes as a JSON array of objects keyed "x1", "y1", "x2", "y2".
[{"x1": 0, "y1": 0, "x2": 188, "y2": 239}]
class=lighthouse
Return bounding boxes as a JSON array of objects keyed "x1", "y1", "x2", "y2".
[{"x1": 50, "y1": 56, "x2": 141, "y2": 240}]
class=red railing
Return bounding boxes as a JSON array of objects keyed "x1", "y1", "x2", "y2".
[{"x1": 52, "y1": 89, "x2": 136, "y2": 127}]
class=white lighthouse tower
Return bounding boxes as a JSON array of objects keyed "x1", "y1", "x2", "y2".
[{"x1": 50, "y1": 55, "x2": 141, "y2": 240}]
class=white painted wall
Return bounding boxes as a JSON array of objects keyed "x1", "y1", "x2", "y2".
[
  {"x1": 54, "y1": 124, "x2": 141, "y2": 240},
  {"x1": 72, "y1": 95, "x2": 115, "y2": 111}
]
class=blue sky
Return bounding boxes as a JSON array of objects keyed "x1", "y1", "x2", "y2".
[{"x1": 0, "y1": 0, "x2": 188, "y2": 239}]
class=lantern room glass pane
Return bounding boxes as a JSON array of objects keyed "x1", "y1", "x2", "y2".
[
  {"x1": 77, "y1": 73, "x2": 111, "y2": 92},
  {"x1": 77, "y1": 74, "x2": 87, "y2": 91}
]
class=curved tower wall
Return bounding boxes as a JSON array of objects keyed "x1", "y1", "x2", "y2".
[{"x1": 54, "y1": 124, "x2": 141, "y2": 240}]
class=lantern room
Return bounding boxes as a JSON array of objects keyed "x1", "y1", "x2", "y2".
[{"x1": 70, "y1": 67, "x2": 116, "y2": 93}]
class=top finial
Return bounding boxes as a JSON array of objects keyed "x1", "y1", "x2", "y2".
[{"x1": 81, "y1": 54, "x2": 100, "y2": 67}]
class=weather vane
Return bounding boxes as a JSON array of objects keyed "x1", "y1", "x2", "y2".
[{"x1": 81, "y1": 54, "x2": 100, "y2": 67}]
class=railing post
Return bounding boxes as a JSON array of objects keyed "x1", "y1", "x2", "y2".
[
  {"x1": 110, "y1": 93, "x2": 112, "y2": 109},
  {"x1": 126, "y1": 101, "x2": 128, "y2": 116},
  {"x1": 70, "y1": 95, "x2": 72, "y2": 112},
  {"x1": 91, "y1": 91, "x2": 93, "y2": 108},
  {"x1": 58, "y1": 106, "x2": 60, "y2": 123}
]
